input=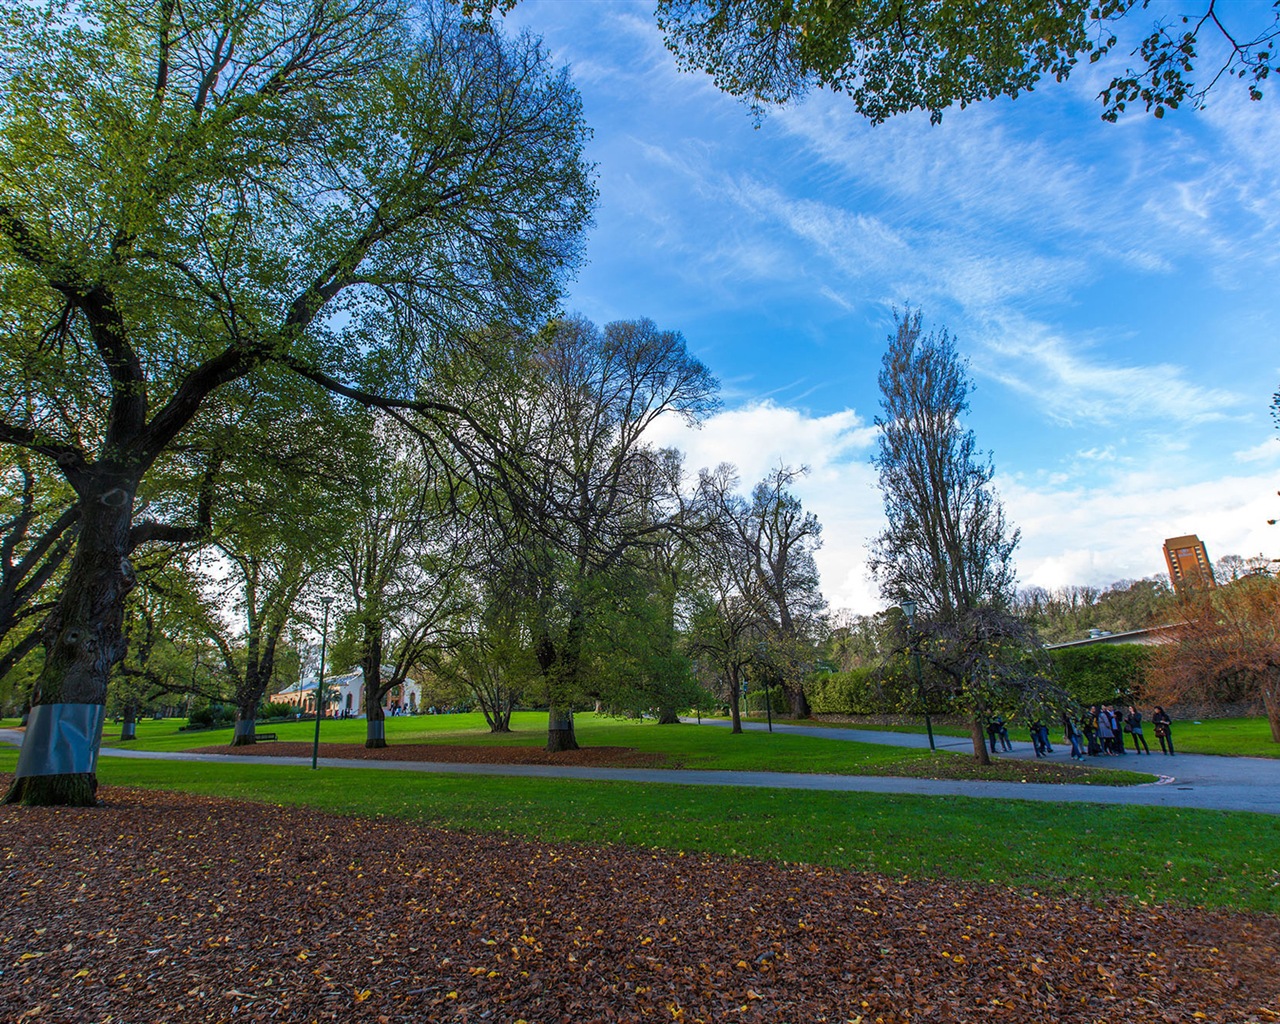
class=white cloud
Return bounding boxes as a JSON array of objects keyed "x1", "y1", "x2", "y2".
[
  {"x1": 1234, "y1": 439, "x2": 1280, "y2": 464},
  {"x1": 650, "y1": 402, "x2": 1280, "y2": 617},
  {"x1": 976, "y1": 314, "x2": 1247, "y2": 427},
  {"x1": 651, "y1": 401, "x2": 884, "y2": 611},
  {"x1": 652, "y1": 400, "x2": 876, "y2": 484},
  {"x1": 1004, "y1": 471, "x2": 1280, "y2": 593}
]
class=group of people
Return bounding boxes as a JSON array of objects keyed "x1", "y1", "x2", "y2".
[
  {"x1": 990, "y1": 706, "x2": 1177, "y2": 760},
  {"x1": 1061, "y1": 705, "x2": 1175, "y2": 759}
]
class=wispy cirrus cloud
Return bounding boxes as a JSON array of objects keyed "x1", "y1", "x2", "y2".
[{"x1": 975, "y1": 315, "x2": 1247, "y2": 427}]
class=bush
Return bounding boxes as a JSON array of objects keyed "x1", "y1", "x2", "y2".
[
  {"x1": 188, "y1": 701, "x2": 235, "y2": 728},
  {"x1": 1049, "y1": 644, "x2": 1151, "y2": 705},
  {"x1": 260, "y1": 701, "x2": 296, "y2": 721},
  {"x1": 744, "y1": 686, "x2": 788, "y2": 715},
  {"x1": 807, "y1": 667, "x2": 890, "y2": 715}
]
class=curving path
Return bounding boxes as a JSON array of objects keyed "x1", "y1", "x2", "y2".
[{"x1": 3, "y1": 724, "x2": 1279, "y2": 815}]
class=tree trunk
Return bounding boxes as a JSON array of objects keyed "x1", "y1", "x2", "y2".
[
  {"x1": 1262, "y1": 668, "x2": 1280, "y2": 743},
  {"x1": 490, "y1": 698, "x2": 514, "y2": 732},
  {"x1": 656, "y1": 706, "x2": 680, "y2": 724},
  {"x1": 970, "y1": 717, "x2": 991, "y2": 765},
  {"x1": 120, "y1": 702, "x2": 137, "y2": 741},
  {"x1": 538, "y1": 618, "x2": 582, "y2": 752},
  {"x1": 362, "y1": 625, "x2": 387, "y2": 748},
  {"x1": 366, "y1": 699, "x2": 387, "y2": 748},
  {"x1": 231, "y1": 708, "x2": 258, "y2": 746},
  {"x1": 788, "y1": 682, "x2": 811, "y2": 719},
  {"x1": 3, "y1": 479, "x2": 135, "y2": 806},
  {"x1": 546, "y1": 707, "x2": 579, "y2": 752},
  {"x1": 728, "y1": 669, "x2": 743, "y2": 734}
]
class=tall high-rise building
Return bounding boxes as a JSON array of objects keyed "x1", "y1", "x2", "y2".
[{"x1": 1163, "y1": 534, "x2": 1215, "y2": 589}]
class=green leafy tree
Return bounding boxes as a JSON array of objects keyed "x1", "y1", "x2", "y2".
[
  {"x1": 649, "y1": 0, "x2": 1277, "y2": 121},
  {"x1": 428, "y1": 572, "x2": 539, "y2": 733},
  {"x1": 1016, "y1": 577, "x2": 1175, "y2": 644},
  {"x1": 0, "y1": 0, "x2": 593, "y2": 804}
]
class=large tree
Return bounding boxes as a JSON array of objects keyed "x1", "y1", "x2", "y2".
[
  {"x1": 480, "y1": 317, "x2": 717, "y2": 752},
  {"x1": 331, "y1": 418, "x2": 474, "y2": 747},
  {"x1": 739, "y1": 466, "x2": 826, "y2": 718},
  {"x1": 868, "y1": 310, "x2": 1024, "y2": 762},
  {"x1": 0, "y1": 0, "x2": 593, "y2": 804},
  {"x1": 687, "y1": 463, "x2": 772, "y2": 733}
]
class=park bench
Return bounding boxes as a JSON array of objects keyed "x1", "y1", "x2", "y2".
[{"x1": 256, "y1": 732, "x2": 279, "y2": 742}]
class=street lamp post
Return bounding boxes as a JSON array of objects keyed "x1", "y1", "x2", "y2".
[
  {"x1": 311, "y1": 596, "x2": 333, "y2": 771},
  {"x1": 901, "y1": 596, "x2": 935, "y2": 751},
  {"x1": 185, "y1": 651, "x2": 200, "y2": 721}
]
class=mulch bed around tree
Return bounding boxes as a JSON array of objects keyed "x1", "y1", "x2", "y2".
[
  {"x1": 3, "y1": 782, "x2": 1278, "y2": 1023},
  {"x1": 189, "y1": 742, "x2": 675, "y2": 769}
]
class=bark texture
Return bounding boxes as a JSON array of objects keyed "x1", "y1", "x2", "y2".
[{"x1": 4, "y1": 482, "x2": 136, "y2": 805}]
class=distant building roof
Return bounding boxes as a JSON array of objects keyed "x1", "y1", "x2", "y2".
[{"x1": 1045, "y1": 625, "x2": 1177, "y2": 649}]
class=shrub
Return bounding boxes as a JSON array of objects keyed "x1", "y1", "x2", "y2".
[
  {"x1": 744, "y1": 686, "x2": 788, "y2": 715},
  {"x1": 807, "y1": 667, "x2": 890, "y2": 715},
  {"x1": 188, "y1": 701, "x2": 235, "y2": 728},
  {"x1": 1049, "y1": 644, "x2": 1151, "y2": 705}
]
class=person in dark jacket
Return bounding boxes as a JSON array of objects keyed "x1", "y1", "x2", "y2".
[
  {"x1": 1125, "y1": 706, "x2": 1150, "y2": 754},
  {"x1": 1084, "y1": 707, "x2": 1100, "y2": 756},
  {"x1": 1152, "y1": 706, "x2": 1174, "y2": 755},
  {"x1": 1062, "y1": 713, "x2": 1084, "y2": 760}
]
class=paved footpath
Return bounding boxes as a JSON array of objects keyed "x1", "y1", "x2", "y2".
[{"x1": 3, "y1": 724, "x2": 1279, "y2": 815}]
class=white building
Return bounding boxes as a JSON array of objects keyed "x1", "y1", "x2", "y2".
[{"x1": 275, "y1": 663, "x2": 421, "y2": 717}]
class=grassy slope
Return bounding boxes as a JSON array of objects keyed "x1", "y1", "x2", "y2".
[{"x1": 0, "y1": 747, "x2": 1272, "y2": 913}]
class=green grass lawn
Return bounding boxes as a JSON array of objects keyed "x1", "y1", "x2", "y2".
[
  {"x1": 1164, "y1": 717, "x2": 1280, "y2": 758},
  {"x1": 91, "y1": 711, "x2": 932, "y2": 773},
  {"x1": 40, "y1": 712, "x2": 1149, "y2": 783},
  {"x1": 1, "y1": 747, "x2": 1273, "y2": 914}
]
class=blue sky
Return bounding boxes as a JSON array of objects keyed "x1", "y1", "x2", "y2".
[{"x1": 501, "y1": 1, "x2": 1280, "y2": 614}]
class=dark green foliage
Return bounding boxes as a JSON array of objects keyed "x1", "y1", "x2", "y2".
[
  {"x1": 189, "y1": 701, "x2": 236, "y2": 729},
  {"x1": 651, "y1": 0, "x2": 1277, "y2": 123},
  {"x1": 1050, "y1": 644, "x2": 1152, "y2": 705},
  {"x1": 806, "y1": 668, "x2": 880, "y2": 715},
  {"x1": 744, "y1": 685, "x2": 788, "y2": 716}
]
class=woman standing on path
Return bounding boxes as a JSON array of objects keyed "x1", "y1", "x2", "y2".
[
  {"x1": 1063, "y1": 713, "x2": 1085, "y2": 760},
  {"x1": 1152, "y1": 706, "x2": 1175, "y2": 755},
  {"x1": 1125, "y1": 706, "x2": 1151, "y2": 754}
]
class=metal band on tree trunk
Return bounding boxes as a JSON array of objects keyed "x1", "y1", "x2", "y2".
[
  {"x1": 368, "y1": 719, "x2": 385, "y2": 742},
  {"x1": 15, "y1": 703, "x2": 106, "y2": 778}
]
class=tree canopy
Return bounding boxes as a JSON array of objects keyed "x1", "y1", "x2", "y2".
[{"x1": 649, "y1": 0, "x2": 1279, "y2": 121}]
